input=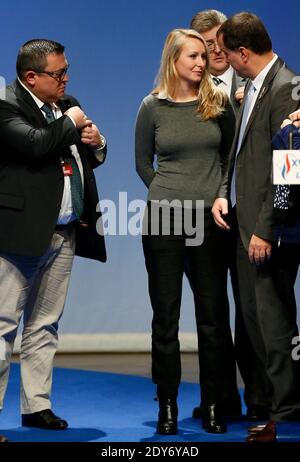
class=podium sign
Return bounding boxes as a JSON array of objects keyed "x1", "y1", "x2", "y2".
[{"x1": 273, "y1": 149, "x2": 300, "y2": 184}]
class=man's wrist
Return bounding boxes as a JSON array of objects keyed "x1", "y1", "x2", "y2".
[
  {"x1": 66, "y1": 114, "x2": 76, "y2": 127},
  {"x1": 94, "y1": 135, "x2": 106, "y2": 151}
]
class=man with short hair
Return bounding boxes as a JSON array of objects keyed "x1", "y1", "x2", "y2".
[
  {"x1": 190, "y1": 9, "x2": 245, "y2": 113},
  {"x1": 190, "y1": 9, "x2": 268, "y2": 423},
  {"x1": 0, "y1": 39, "x2": 106, "y2": 430},
  {"x1": 213, "y1": 12, "x2": 300, "y2": 441}
]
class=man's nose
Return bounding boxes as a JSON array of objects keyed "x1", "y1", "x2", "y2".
[{"x1": 214, "y1": 41, "x2": 222, "y2": 53}]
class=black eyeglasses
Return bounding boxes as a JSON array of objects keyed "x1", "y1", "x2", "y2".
[
  {"x1": 206, "y1": 40, "x2": 220, "y2": 53},
  {"x1": 34, "y1": 64, "x2": 69, "y2": 81}
]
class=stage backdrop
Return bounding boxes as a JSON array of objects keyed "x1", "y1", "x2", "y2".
[{"x1": 1, "y1": 0, "x2": 299, "y2": 351}]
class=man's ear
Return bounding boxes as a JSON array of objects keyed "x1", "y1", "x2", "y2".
[
  {"x1": 238, "y1": 46, "x2": 249, "y2": 63},
  {"x1": 23, "y1": 70, "x2": 37, "y2": 87}
]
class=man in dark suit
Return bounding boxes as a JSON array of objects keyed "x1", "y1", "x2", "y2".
[
  {"x1": 190, "y1": 9, "x2": 266, "y2": 422},
  {"x1": 212, "y1": 12, "x2": 300, "y2": 439},
  {"x1": 0, "y1": 39, "x2": 106, "y2": 431},
  {"x1": 190, "y1": 9, "x2": 246, "y2": 114}
]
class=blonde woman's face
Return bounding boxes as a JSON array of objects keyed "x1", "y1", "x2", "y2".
[{"x1": 175, "y1": 37, "x2": 207, "y2": 87}]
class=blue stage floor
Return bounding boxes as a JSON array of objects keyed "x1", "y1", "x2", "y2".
[{"x1": 1, "y1": 364, "x2": 300, "y2": 443}]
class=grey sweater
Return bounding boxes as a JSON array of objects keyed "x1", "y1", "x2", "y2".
[{"x1": 135, "y1": 94, "x2": 234, "y2": 207}]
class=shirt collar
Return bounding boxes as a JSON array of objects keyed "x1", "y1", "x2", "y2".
[
  {"x1": 212, "y1": 66, "x2": 233, "y2": 87},
  {"x1": 251, "y1": 53, "x2": 278, "y2": 93}
]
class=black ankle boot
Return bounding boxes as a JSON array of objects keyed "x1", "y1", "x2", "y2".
[
  {"x1": 157, "y1": 398, "x2": 178, "y2": 435},
  {"x1": 202, "y1": 404, "x2": 227, "y2": 434}
]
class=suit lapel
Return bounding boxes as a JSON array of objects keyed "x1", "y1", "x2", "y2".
[
  {"x1": 14, "y1": 80, "x2": 47, "y2": 126},
  {"x1": 230, "y1": 72, "x2": 237, "y2": 100},
  {"x1": 237, "y1": 57, "x2": 285, "y2": 154},
  {"x1": 15, "y1": 81, "x2": 75, "y2": 127},
  {"x1": 230, "y1": 71, "x2": 244, "y2": 101}
]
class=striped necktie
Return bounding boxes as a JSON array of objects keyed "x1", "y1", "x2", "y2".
[{"x1": 212, "y1": 76, "x2": 222, "y2": 86}]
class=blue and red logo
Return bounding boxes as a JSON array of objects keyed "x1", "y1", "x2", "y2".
[{"x1": 281, "y1": 153, "x2": 291, "y2": 180}]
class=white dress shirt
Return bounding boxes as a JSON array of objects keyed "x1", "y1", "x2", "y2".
[
  {"x1": 212, "y1": 66, "x2": 234, "y2": 97},
  {"x1": 245, "y1": 53, "x2": 278, "y2": 125}
]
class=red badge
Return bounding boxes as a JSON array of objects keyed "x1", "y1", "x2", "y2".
[{"x1": 62, "y1": 161, "x2": 73, "y2": 176}]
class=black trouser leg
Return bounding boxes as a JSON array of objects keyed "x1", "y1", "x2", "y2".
[
  {"x1": 143, "y1": 231, "x2": 185, "y2": 398},
  {"x1": 236, "y1": 236, "x2": 273, "y2": 408},
  {"x1": 255, "y1": 243, "x2": 300, "y2": 420},
  {"x1": 228, "y1": 228, "x2": 270, "y2": 408},
  {"x1": 187, "y1": 212, "x2": 237, "y2": 405},
  {"x1": 185, "y1": 229, "x2": 240, "y2": 407}
]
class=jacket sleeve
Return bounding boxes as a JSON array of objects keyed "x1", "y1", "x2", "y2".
[
  {"x1": 57, "y1": 94, "x2": 107, "y2": 169},
  {"x1": 135, "y1": 98, "x2": 156, "y2": 188},
  {"x1": 0, "y1": 99, "x2": 80, "y2": 162},
  {"x1": 216, "y1": 104, "x2": 237, "y2": 200}
]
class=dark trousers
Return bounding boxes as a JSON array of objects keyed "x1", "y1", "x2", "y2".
[
  {"x1": 143, "y1": 207, "x2": 234, "y2": 404},
  {"x1": 228, "y1": 214, "x2": 272, "y2": 409},
  {"x1": 185, "y1": 207, "x2": 268, "y2": 409},
  {"x1": 237, "y1": 235, "x2": 300, "y2": 420},
  {"x1": 185, "y1": 227, "x2": 239, "y2": 406}
]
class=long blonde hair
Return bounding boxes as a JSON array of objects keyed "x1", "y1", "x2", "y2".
[{"x1": 153, "y1": 28, "x2": 227, "y2": 120}]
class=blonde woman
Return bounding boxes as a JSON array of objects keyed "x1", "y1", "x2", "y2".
[{"x1": 135, "y1": 29, "x2": 236, "y2": 435}]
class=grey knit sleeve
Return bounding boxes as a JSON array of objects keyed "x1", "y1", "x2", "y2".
[{"x1": 135, "y1": 96, "x2": 156, "y2": 188}]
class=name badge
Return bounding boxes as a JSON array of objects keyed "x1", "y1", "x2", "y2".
[{"x1": 62, "y1": 161, "x2": 73, "y2": 176}]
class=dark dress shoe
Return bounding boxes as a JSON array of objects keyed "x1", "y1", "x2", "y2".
[
  {"x1": 248, "y1": 424, "x2": 267, "y2": 433},
  {"x1": 202, "y1": 404, "x2": 227, "y2": 434},
  {"x1": 192, "y1": 405, "x2": 202, "y2": 419},
  {"x1": 193, "y1": 400, "x2": 242, "y2": 420},
  {"x1": 247, "y1": 420, "x2": 277, "y2": 442},
  {"x1": 157, "y1": 398, "x2": 178, "y2": 435},
  {"x1": 0, "y1": 434, "x2": 8, "y2": 442},
  {"x1": 246, "y1": 405, "x2": 269, "y2": 421},
  {"x1": 22, "y1": 409, "x2": 68, "y2": 430}
]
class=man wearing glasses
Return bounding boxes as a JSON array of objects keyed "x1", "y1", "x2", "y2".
[
  {"x1": 0, "y1": 39, "x2": 106, "y2": 434},
  {"x1": 191, "y1": 9, "x2": 246, "y2": 114},
  {"x1": 189, "y1": 10, "x2": 270, "y2": 424}
]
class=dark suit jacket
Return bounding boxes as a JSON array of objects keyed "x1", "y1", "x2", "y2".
[
  {"x1": 230, "y1": 71, "x2": 247, "y2": 115},
  {"x1": 218, "y1": 57, "x2": 300, "y2": 249},
  {"x1": 0, "y1": 80, "x2": 106, "y2": 262}
]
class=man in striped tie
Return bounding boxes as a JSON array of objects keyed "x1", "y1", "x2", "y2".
[
  {"x1": 190, "y1": 9, "x2": 246, "y2": 114},
  {"x1": 0, "y1": 39, "x2": 107, "y2": 431}
]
